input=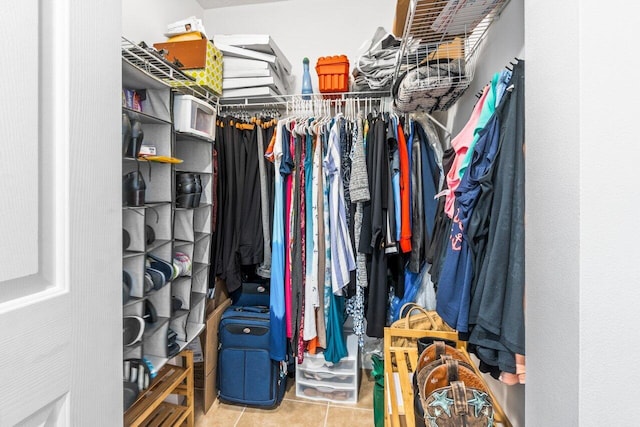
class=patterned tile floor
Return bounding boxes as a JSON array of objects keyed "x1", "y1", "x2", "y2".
[{"x1": 195, "y1": 371, "x2": 376, "y2": 427}]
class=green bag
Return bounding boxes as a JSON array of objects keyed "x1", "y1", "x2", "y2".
[{"x1": 371, "y1": 354, "x2": 385, "y2": 427}]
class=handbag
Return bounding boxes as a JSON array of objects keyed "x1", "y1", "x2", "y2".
[{"x1": 390, "y1": 303, "x2": 455, "y2": 348}]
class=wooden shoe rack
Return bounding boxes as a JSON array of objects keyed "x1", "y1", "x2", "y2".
[
  {"x1": 124, "y1": 349, "x2": 195, "y2": 427},
  {"x1": 383, "y1": 327, "x2": 512, "y2": 427}
]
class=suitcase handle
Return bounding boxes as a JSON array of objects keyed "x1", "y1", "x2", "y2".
[{"x1": 233, "y1": 306, "x2": 269, "y2": 313}]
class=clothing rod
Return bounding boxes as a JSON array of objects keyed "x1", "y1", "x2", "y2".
[
  {"x1": 424, "y1": 112, "x2": 451, "y2": 137},
  {"x1": 219, "y1": 90, "x2": 391, "y2": 108}
]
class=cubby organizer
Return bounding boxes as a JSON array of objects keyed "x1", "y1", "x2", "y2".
[
  {"x1": 122, "y1": 36, "x2": 218, "y2": 409},
  {"x1": 393, "y1": 0, "x2": 510, "y2": 112},
  {"x1": 123, "y1": 52, "x2": 179, "y2": 377},
  {"x1": 172, "y1": 130, "x2": 215, "y2": 347}
]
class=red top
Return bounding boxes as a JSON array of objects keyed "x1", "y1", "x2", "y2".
[{"x1": 398, "y1": 121, "x2": 412, "y2": 253}]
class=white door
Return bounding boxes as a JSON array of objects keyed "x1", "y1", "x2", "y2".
[{"x1": 0, "y1": 1, "x2": 122, "y2": 426}]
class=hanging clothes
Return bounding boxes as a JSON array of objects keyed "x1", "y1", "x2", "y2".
[
  {"x1": 458, "y1": 73, "x2": 499, "y2": 180},
  {"x1": 238, "y1": 124, "x2": 264, "y2": 266},
  {"x1": 268, "y1": 119, "x2": 287, "y2": 362},
  {"x1": 213, "y1": 117, "x2": 276, "y2": 292},
  {"x1": 348, "y1": 113, "x2": 370, "y2": 346},
  {"x1": 294, "y1": 128, "x2": 307, "y2": 363},
  {"x1": 363, "y1": 116, "x2": 390, "y2": 338},
  {"x1": 257, "y1": 123, "x2": 274, "y2": 278},
  {"x1": 468, "y1": 61, "x2": 525, "y2": 375},
  {"x1": 427, "y1": 147, "x2": 455, "y2": 289},
  {"x1": 303, "y1": 130, "x2": 318, "y2": 341},
  {"x1": 444, "y1": 87, "x2": 490, "y2": 218},
  {"x1": 282, "y1": 124, "x2": 295, "y2": 339},
  {"x1": 397, "y1": 120, "x2": 412, "y2": 253},
  {"x1": 213, "y1": 117, "x2": 242, "y2": 293},
  {"x1": 314, "y1": 129, "x2": 328, "y2": 349},
  {"x1": 324, "y1": 116, "x2": 357, "y2": 294},
  {"x1": 435, "y1": 93, "x2": 501, "y2": 333},
  {"x1": 416, "y1": 121, "x2": 440, "y2": 243}
]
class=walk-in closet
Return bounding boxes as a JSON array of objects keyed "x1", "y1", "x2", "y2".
[{"x1": 1, "y1": 1, "x2": 637, "y2": 427}]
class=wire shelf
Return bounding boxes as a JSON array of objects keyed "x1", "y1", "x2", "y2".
[
  {"x1": 121, "y1": 36, "x2": 219, "y2": 105},
  {"x1": 393, "y1": 0, "x2": 510, "y2": 111}
]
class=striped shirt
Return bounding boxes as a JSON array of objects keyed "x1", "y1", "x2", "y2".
[{"x1": 324, "y1": 117, "x2": 356, "y2": 294}]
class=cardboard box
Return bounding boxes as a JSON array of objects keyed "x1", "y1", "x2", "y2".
[
  {"x1": 198, "y1": 291, "x2": 231, "y2": 413},
  {"x1": 202, "y1": 370, "x2": 217, "y2": 412},
  {"x1": 194, "y1": 361, "x2": 205, "y2": 389},
  {"x1": 159, "y1": 39, "x2": 223, "y2": 95},
  {"x1": 392, "y1": 0, "x2": 410, "y2": 37},
  {"x1": 154, "y1": 38, "x2": 209, "y2": 69}
]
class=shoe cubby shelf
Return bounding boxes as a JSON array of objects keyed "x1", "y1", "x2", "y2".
[
  {"x1": 174, "y1": 203, "x2": 212, "y2": 213},
  {"x1": 175, "y1": 136, "x2": 214, "y2": 173},
  {"x1": 123, "y1": 49, "x2": 213, "y2": 424},
  {"x1": 122, "y1": 63, "x2": 172, "y2": 123},
  {"x1": 143, "y1": 316, "x2": 170, "y2": 340},
  {"x1": 176, "y1": 131, "x2": 214, "y2": 144},
  {"x1": 174, "y1": 210, "x2": 212, "y2": 242},
  {"x1": 123, "y1": 107, "x2": 172, "y2": 126}
]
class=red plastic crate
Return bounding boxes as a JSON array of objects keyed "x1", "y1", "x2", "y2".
[{"x1": 316, "y1": 55, "x2": 350, "y2": 93}]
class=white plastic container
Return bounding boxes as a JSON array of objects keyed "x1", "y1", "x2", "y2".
[
  {"x1": 296, "y1": 333, "x2": 360, "y2": 404},
  {"x1": 173, "y1": 94, "x2": 216, "y2": 141}
]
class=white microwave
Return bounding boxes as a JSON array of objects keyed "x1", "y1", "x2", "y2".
[{"x1": 173, "y1": 94, "x2": 216, "y2": 140}]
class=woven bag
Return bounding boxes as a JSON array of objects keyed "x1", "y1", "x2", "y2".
[{"x1": 390, "y1": 303, "x2": 455, "y2": 348}]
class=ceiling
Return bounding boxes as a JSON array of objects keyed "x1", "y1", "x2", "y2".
[{"x1": 196, "y1": 0, "x2": 290, "y2": 9}]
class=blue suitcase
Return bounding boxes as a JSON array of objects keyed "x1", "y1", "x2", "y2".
[
  {"x1": 217, "y1": 306, "x2": 286, "y2": 407},
  {"x1": 230, "y1": 278, "x2": 270, "y2": 307}
]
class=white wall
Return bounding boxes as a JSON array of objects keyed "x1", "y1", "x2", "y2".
[
  {"x1": 525, "y1": 1, "x2": 580, "y2": 424},
  {"x1": 122, "y1": 0, "x2": 204, "y2": 44},
  {"x1": 527, "y1": 0, "x2": 640, "y2": 425},
  {"x1": 202, "y1": 0, "x2": 396, "y2": 93},
  {"x1": 579, "y1": 2, "x2": 640, "y2": 422}
]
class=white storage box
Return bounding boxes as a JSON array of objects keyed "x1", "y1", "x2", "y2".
[
  {"x1": 296, "y1": 333, "x2": 360, "y2": 404},
  {"x1": 173, "y1": 94, "x2": 216, "y2": 141}
]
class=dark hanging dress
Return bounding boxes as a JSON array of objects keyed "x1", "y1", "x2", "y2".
[{"x1": 363, "y1": 116, "x2": 391, "y2": 338}]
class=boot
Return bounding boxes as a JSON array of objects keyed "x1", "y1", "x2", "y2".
[
  {"x1": 176, "y1": 172, "x2": 198, "y2": 193},
  {"x1": 122, "y1": 171, "x2": 146, "y2": 207},
  {"x1": 122, "y1": 113, "x2": 132, "y2": 156},
  {"x1": 192, "y1": 174, "x2": 202, "y2": 208},
  {"x1": 125, "y1": 119, "x2": 144, "y2": 158},
  {"x1": 175, "y1": 172, "x2": 198, "y2": 208}
]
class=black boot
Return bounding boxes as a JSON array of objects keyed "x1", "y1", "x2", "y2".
[
  {"x1": 125, "y1": 119, "x2": 144, "y2": 158},
  {"x1": 192, "y1": 174, "x2": 202, "y2": 208},
  {"x1": 122, "y1": 171, "x2": 146, "y2": 207},
  {"x1": 175, "y1": 172, "x2": 198, "y2": 208},
  {"x1": 122, "y1": 113, "x2": 132, "y2": 156}
]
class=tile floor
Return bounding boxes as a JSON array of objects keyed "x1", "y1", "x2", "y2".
[{"x1": 195, "y1": 370, "x2": 376, "y2": 427}]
